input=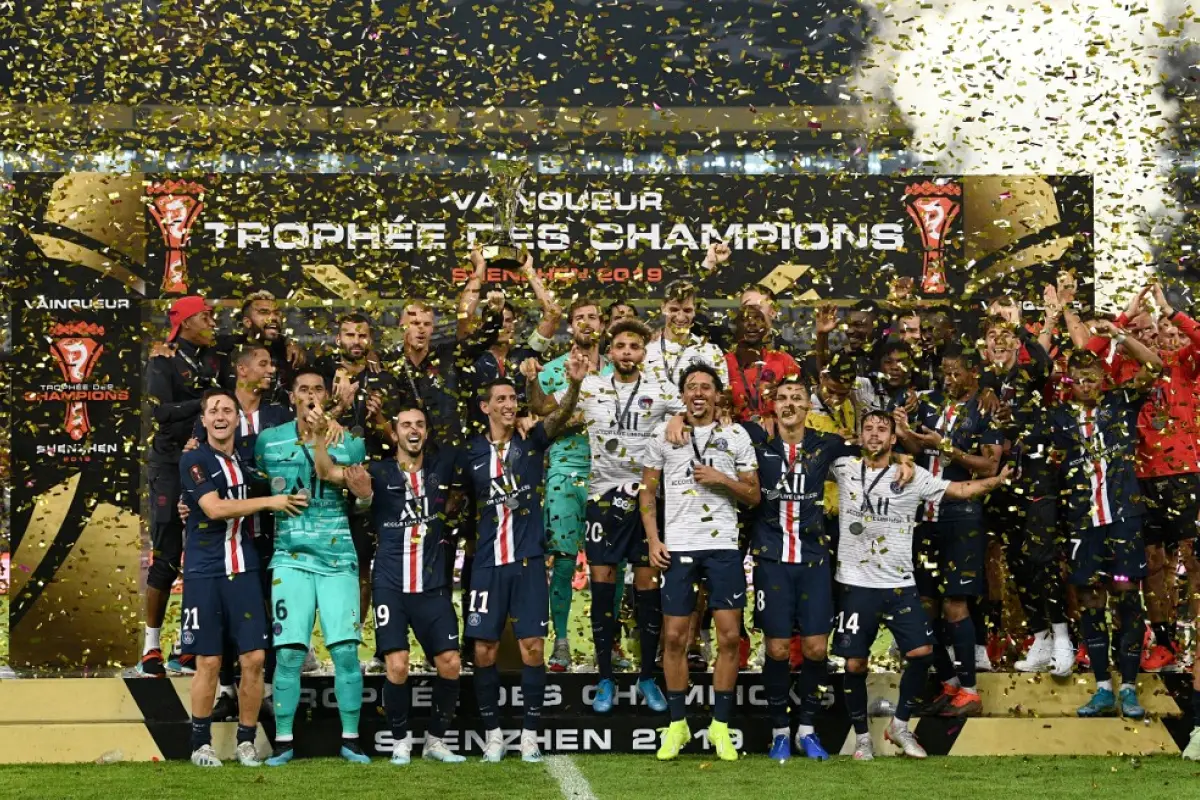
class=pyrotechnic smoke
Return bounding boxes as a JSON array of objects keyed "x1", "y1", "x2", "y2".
[{"x1": 855, "y1": 0, "x2": 1190, "y2": 310}]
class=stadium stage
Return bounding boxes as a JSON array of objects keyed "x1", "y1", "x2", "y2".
[{"x1": 0, "y1": 672, "x2": 1188, "y2": 764}]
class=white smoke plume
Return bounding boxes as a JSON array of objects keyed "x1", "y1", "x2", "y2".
[{"x1": 855, "y1": 0, "x2": 1189, "y2": 310}]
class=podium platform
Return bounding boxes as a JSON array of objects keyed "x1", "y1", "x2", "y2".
[{"x1": 0, "y1": 671, "x2": 1187, "y2": 763}]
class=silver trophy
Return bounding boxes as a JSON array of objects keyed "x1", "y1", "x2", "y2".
[{"x1": 481, "y1": 159, "x2": 531, "y2": 270}]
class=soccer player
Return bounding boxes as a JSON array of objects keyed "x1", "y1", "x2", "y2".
[
  {"x1": 254, "y1": 369, "x2": 373, "y2": 766},
  {"x1": 747, "y1": 377, "x2": 906, "y2": 761},
  {"x1": 179, "y1": 388, "x2": 309, "y2": 767},
  {"x1": 979, "y1": 311, "x2": 1073, "y2": 676},
  {"x1": 191, "y1": 346, "x2": 293, "y2": 720},
  {"x1": 464, "y1": 351, "x2": 587, "y2": 763},
  {"x1": 725, "y1": 304, "x2": 800, "y2": 424},
  {"x1": 1051, "y1": 321, "x2": 1162, "y2": 719},
  {"x1": 310, "y1": 405, "x2": 468, "y2": 766},
  {"x1": 528, "y1": 298, "x2": 613, "y2": 672},
  {"x1": 528, "y1": 319, "x2": 680, "y2": 714},
  {"x1": 834, "y1": 411, "x2": 1011, "y2": 760},
  {"x1": 216, "y1": 290, "x2": 306, "y2": 407},
  {"x1": 895, "y1": 345, "x2": 1002, "y2": 717},
  {"x1": 640, "y1": 364, "x2": 760, "y2": 762},
  {"x1": 143, "y1": 295, "x2": 222, "y2": 677},
  {"x1": 644, "y1": 279, "x2": 728, "y2": 402},
  {"x1": 315, "y1": 313, "x2": 400, "y2": 634}
]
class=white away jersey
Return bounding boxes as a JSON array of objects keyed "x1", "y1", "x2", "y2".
[
  {"x1": 558, "y1": 373, "x2": 683, "y2": 497},
  {"x1": 644, "y1": 334, "x2": 729, "y2": 399},
  {"x1": 831, "y1": 458, "x2": 949, "y2": 588},
  {"x1": 642, "y1": 421, "x2": 757, "y2": 552}
]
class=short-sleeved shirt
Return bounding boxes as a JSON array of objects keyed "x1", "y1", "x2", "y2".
[
  {"x1": 254, "y1": 421, "x2": 367, "y2": 575},
  {"x1": 558, "y1": 372, "x2": 683, "y2": 497},
  {"x1": 180, "y1": 443, "x2": 261, "y2": 578},
  {"x1": 462, "y1": 423, "x2": 553, "y2": 567},
  {"x1": 832, "y1": 459, "x2": 950, "y2": 588},
  {"x1": 369, "y1": 446, "x2": 461, "y2": 594},
  {"x1": 908, "y1": 392, "x2": 1003, "y2": 521},
  {"x1": 725, "y1": 349, "x2": 801, "y2": 422},
  {"x1": 644, "y1": 333, "x2": 728, "y2": 401},
  {"x1": 1052, "y1": 389, "x2": 1148, "y2": 527},
  {"x1": 642, "y1": 420, "x2": 757, "y2": 552},
  {"x1": 745, "y1": 423, "x2": 857, "y2": 563},
  {"x1": 540, "y1": 353, "x2": 613, "y2": 475}
]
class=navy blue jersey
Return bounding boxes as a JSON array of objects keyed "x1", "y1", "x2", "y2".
[
  {"x1": 746, "y1": 423, "x2": 857, "y2": 563},
  {"x1": 462, "y1": 422, "x2": 553, "y2": 567},
  {"x1": 1052, "y1": 388, "x2": 1148, "y2": 527},
  {"x1": 369, "y1": 446, "x2": 462, "y2": 594},
  {"x1": 909, "y1": 392, "x2": 1003, "y2": 521},
  {"x1": 192, "y1": 402, "x2": 293, "y2": 464},
  {"x1": 180, "y1": 443, "x2": 261, "y2": 578}
]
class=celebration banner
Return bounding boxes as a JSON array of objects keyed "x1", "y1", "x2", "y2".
[{"x1": 6, "y1": 171, "x2": 1093, "y2": 670}]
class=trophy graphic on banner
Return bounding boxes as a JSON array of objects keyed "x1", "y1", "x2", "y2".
[
  {"x1": 147, "y1": 179, "x2": 206, "y2": 295},
  {"x1": 47, "y1": 320, "x2": 105, "y2": 441},
  {"x1": 481, "y1": 159, "x2": 531, "y2": 270},
  {"x1": 903, "y1": 180, "x2": 962, "y2": 294}
]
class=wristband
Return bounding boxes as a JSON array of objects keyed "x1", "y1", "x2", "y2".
[
  {"x1": 354, "y1": 493, "x2": 374, "y2": 509},
  {"x1": 1170, "y1": 310, "x2": 1181, "y2": 322},
  {"x1": 527, "y1": 329, "x2": 552, "y2": 353}
]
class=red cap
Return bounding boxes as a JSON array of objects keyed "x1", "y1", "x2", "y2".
[{"x1": 168, "y1": 295, "x2": 213, "y2": 341}]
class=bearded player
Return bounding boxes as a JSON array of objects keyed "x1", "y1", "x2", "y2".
[{"x1": 312, "y1": 405, "x2": 468, "y2": 766}]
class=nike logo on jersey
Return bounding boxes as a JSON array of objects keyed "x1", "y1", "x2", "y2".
[
  {"x1": 210, "y1": 471, "x2": 223, "y2": 478},
  {"x1": 474, "y1": 463, "x2": 487, "y2": 470},
  {"x1": 761, "y1": 453, "x2": 780, "y2": 459},
  {"x1": 540, "y1": 620, "x2": 550, "y2": 626},
  {"x1": 732, "y1": 592, "x2": 745, "y2": 599},
  {"x1": 386, "y1": 484, "x2": 404, "y2": 490}
]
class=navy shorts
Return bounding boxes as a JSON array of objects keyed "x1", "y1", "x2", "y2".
[
  {"x1": 753, "y1": 558, "x2": 834, "y2": 640},
  {"x1": 832, "y1": 584, "x2": 934, "y2": 660},
  {"x1": 464, "y1": 559, "x2": 549, "y2": 642},
  {"x1": 585, "y1": 484, "x2": 648, "y2": 567},
  {"x1": 661, "y1": 549, "x2": 746, "y2": 618},
  {"x1": 180, "y1": 571, "x2": 269, "y2": 657},
  {"x1": 1142, "y1": 474, "x2": 1200, "y2": 547},
  {"x1": 373, "y1": 586, "x2": 460, "y2": 657},
  {"x1": 1068, "y1": 518, "x2": 1147, "y2": 586},
  {"x1": 914, "y1": 518, "x2": 986, "y2": 598}
]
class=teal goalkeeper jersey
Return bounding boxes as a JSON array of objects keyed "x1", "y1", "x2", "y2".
[
  {"x1": 254, "y1": 421, "x2": 367, "y2": 575},
  {"x1": 539, "y1": 352, "x2": 612, "y2": 474}
]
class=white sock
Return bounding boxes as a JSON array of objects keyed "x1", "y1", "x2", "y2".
[
  {"x1": 1097, "y1": 679, "x2": 1113, "y2": 692},
  {"x1": 276, "y1": 734, "x2": 293, "y2": 743},
  {"x1": 1052, "y1": 622, "x2": 1070, "y2": 641},
  {"x1": 487, "y1": 728, "x2": 503, "y2": 742},
  {"x1": 772, "y1": 726, "x2": 790, "y2": 739},
  {"x1": 1033, "y1": 629, "x2": 1051, "y2": 642},
  {"x1": 143, "y1": 626, "x2": 162, "y2": 655},
  {"x1": 945, "y1": 676, "x2": 961, "y2": 689},
  {"x1": 218, "y1": 684, "x2": 235, "y2": 698},
  {"x1": 1120, "y1": 682, "x2": 1136, "y2": 693},
  {"x1": 891, "y1": 718, "x2": 909, "y2": 732},
  {"x1": 796, "y1": 724, "x2": 815, "y2": 738}
]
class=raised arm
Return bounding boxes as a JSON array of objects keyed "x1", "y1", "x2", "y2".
[
  {"x1": 522, "y1": 252, "x2": 563, "y2": 341},
  {"x1": 456, "y1": 245, "x2": 488, "y2": 342},
  {"x1": 1090, "y1": 318, "x2": 1162, "y2": 387},
  {"x1": 814, "y1": 304, "x2": 837, "y2": 371},
  {"x1": 542, "y1": 348, "x2": 587, "y2": 439},
  {"x1": 521, "y1": 358, "x2": 559, "y2": 416}
]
